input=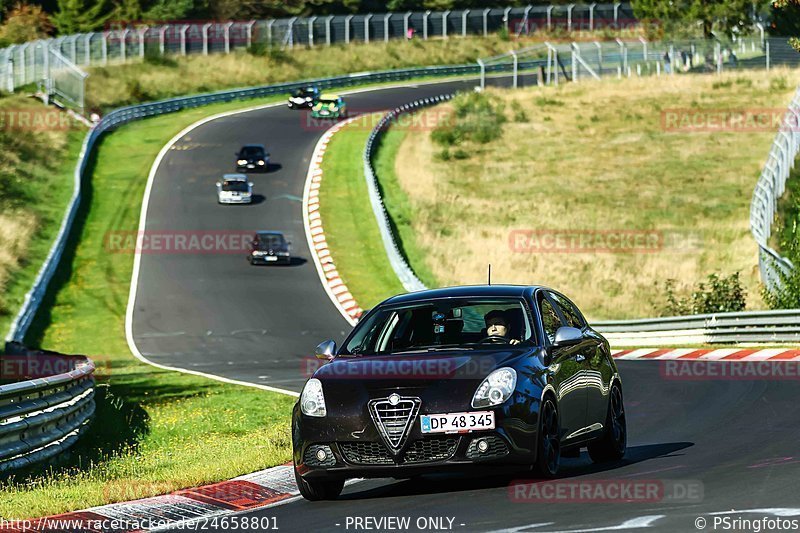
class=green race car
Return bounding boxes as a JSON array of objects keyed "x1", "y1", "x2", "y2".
[{"x1": 311, "y1": 94, "x2": 348, "y2": 119}]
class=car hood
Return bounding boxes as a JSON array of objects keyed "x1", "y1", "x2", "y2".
[
  {"x1": 315, "y1": 347, "x2": 531, "y2": 393},
  {"x1": 310, "y1": 348, "x2": 537, "y2": 415}
]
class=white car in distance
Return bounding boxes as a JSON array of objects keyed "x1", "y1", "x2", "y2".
[{"x1": 217, "y1": 174, "x2": 253, "y2": 205}]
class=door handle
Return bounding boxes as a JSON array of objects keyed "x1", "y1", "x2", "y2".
[{"x1": 575, "y1": 354, "x2": 586, "y2": 363}]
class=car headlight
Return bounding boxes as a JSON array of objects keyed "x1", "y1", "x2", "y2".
[
  {"x1": 257, "y1": 160, "x2": 265, "y2": 165},
  {"x1": 330, "y1": 106, "x2": 338, "y2": 112},
  {"x1": 471, "y1": 368, "x2": 516, "y2": 409},
  {"x1": 237, "y1": 159, "x2": 247, "y2": 165},
  {"x1": 305, "y1": 96, "x2": 312, "y2": 101},
  {"x1": 301, "y1": 378, "x2": 327, "y2": 417}
]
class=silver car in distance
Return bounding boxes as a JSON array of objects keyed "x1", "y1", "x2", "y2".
[{"x1": 217, "y1": 174, "x2": 253, "y2": 205}]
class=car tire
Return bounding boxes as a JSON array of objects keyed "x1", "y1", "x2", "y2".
[
  {"x1": 535, "y1": 397, "x2": 560, "y2": 478},
  {"x1": 294, "y1": 467, "x2": 344, "y2": 501},
  {"x1": 587, "y1": 384, "x2": 626, "y2": 463}
]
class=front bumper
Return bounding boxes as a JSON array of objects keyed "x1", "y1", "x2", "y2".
[
  {"x1": 293, "y1": 404, "x2": 539, "y2": 481},
  {"x1": 237, "y1": 162, "x2": 268, "y2": 172},
  {"x1": 311, "y1": 111, "x2": 340, "y2": 119},
  {"x1": 250, "y1": 254, "x2": 291, "y2": 265},
  {"x1": 219, "y1": 196, "x2": 252, "y2": 204}
]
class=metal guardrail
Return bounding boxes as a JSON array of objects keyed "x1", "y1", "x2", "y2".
[
  {"x1": 595, "y1": 309, "x2": 800, "y2": 345},
  {"x1": 749, "y1": 86, "x2": 800, "y2": 290},
  {"x1": 5, "y1": 63, "x2": 500, "y2": 344},
  {"x1": 363, "y1": 94, "x2": 457, "y2": 292},
  {"x1": 0, "y1": 342, "x2": 95, "y2": 472}
]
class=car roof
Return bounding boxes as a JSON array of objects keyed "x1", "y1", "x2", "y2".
[
  {"x1": 240, "y1": 144, "x2": 265, "y2": 150},
  {"x1": 255, "y1": 231, "x2": 284, "y2": 237},
  {"x1": 319, "y1": 94, "x2": 341, "y2": 100},
  {"x1": 222, "y1": 173, "x2": 248, "y2": 181},
  {"x1": 383, "y1": 285, "x2": 540, "y2": 306}
]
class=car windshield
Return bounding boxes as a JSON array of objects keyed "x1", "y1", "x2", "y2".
[
  {"x1": 319, "y1": 99, "x2": 338, "y2": 106},
  {"x1": 222, "y1": 180, "x2": 249, "y2": 192},
  {"x1": 240, "y1": 147, "x2": 264, "y2": 157},
  {"x1": 293, "y1": 88, "x2": 315, "y2": 97},
  {"x1": 342, "y1": 298, "x2": 534, "y2": 356},
  {"x1": 255, "y1": 235, "x2": 285, "y2": 250}
]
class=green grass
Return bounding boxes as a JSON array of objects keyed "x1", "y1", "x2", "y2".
[
  {"x1": 386, "y1": 70, "x2": 800, "y2": 320},
  {"x1": 373, "y1": 126, "x2": 440, "y2": 290},
  {"x1": 0, "y1": 97, "x2": 84, "y2": 340},
  {"x1": 319, "y1": 115, "x2": 406, "y2": 309},
  {"x1": 0, "y1": 96, "x2": 299, "y2": 519},
  {"x1": 1, "y1": 74, "x2": 469, "y2": 517}
]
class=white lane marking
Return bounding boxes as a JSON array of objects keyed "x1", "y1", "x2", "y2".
[
  {"x1": 124, "y1": 99, "x2": 301, "y2": 397},
  {"x1": 491, "y1": 515, "x2": 665, "y2": 533},
  {"x1": 709, "y1": 508, "x2": 800, "y2": 516},
  {"x1": 124, "y1": 76, "x2": 481, "y2": 394},
  {"x1": 487, "y1": 523, "x2": 555, "y2": 533}
]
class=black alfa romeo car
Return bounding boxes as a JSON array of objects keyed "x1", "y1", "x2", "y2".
[{"x1": 292, "y1": 285, "x2": 626, "y2": 500}]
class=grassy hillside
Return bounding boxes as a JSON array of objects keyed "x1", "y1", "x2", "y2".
[
  {"x1": 382, "y1": 69, "x2": 800, "y2": 320},
  {"x1": 86, "y1": 31, "x2": 638, "y2": 111},
  {"x1": 0, "y1": 97, "x2": 84, "y2": 339}
]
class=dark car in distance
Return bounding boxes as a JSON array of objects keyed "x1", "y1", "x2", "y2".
[
  {"x1": 248, "y1": 231, "x2": 291, "y2": 265},
  {"x1": 236, "y1": 144, "x2": 270, "y2": 172},
  {"x1": 288, "y1": 86, "x2": 321, "y2": 109},
  {"x1": 292, "y1": 285, "x2": 626, "y2": 500}
]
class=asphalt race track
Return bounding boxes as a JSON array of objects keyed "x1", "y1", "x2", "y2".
[
  {"x1": 130, "y1": 78, "x2": 499, "y2": 391},
  {"x1": 129, "y1": 78, "x2": 800, "y2": 531},
  {"x1": 213, "y1": 361, "x2": 800, "y2": 532}
]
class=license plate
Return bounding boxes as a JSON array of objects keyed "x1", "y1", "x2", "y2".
[
  {"x1": 420, "y1": 411, "x2": 494, "y2": 434},
  {"x1": 247, "y1": 164, "x2": 255, "y2": 168},
  {"x1": 265, "y1": 256, "x2": 278, "y2": 262}
]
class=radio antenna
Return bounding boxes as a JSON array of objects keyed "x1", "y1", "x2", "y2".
[{"x1": 487, "y1": 264, "x2": 492, "y2": 286}]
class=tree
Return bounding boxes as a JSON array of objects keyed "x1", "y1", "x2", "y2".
[
  {"x1": 0, "y1": 3, "x2": 52, "y2": 46},
  {"x1": 632, "y1": 0, "x2": 765, "y2": 39},
  {"x1": 774, "y1": 0, "x2": 800, "y2": 51},
  {"x1": 51, "y1": 0, "x2": 111, "y2": 33}
]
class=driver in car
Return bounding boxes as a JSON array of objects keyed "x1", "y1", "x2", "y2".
[{"x1": 484, "y1": 310, "x2": 520, "y2": 345}]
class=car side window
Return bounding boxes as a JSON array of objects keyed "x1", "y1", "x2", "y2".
[
  {"x1": 550, "y1": 292, "x2": 586, "y2": 329},
  {"x1": 538, "y1": 296, "x2": 562, "y2": 344}
]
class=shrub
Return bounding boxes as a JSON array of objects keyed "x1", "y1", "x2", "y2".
[
  {"x1": 656, "y1": 273, "x2": 746, "y2": 316},
  {"x1": 431, "y1": 92, "x2": 506, "y2": 148},
  {"x1": 0, "y1": 3, "x2": 52, "y2": 47}
]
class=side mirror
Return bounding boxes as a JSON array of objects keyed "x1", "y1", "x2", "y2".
[
  {"x1": 315, "y1": 340, "x2": 337, "y2": 361},
  {"x1": 216, "y1": 182, "x2": 221, "y2": 187},
  {"x1": 553, "y1": 326, "x2": 583, "y2": 347}
]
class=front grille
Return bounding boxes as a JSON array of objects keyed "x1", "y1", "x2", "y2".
[
  {"x1": 368, "y1": 396, "x2": 420, "y2": 452},
  {"x1": 465, "y1": 434, "x2": 509, "y2": 460},
  {"x1": 339, "y1": 436, "x2": 460, "y2": 466}
]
